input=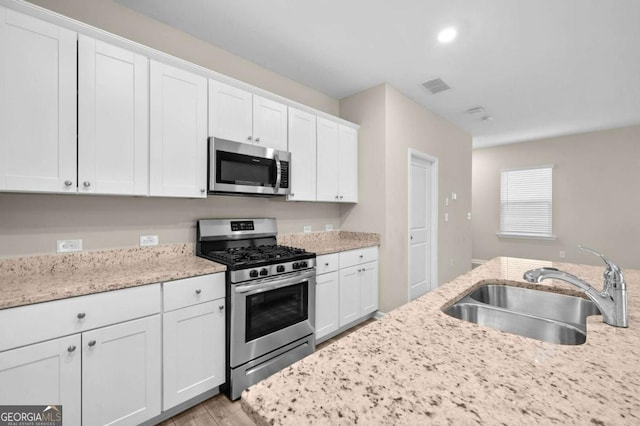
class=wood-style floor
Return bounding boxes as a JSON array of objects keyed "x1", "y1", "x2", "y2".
[{"x1": 160, "y1": 319, "x2": 375, "y2": 426}]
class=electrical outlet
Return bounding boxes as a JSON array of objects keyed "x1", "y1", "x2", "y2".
[
  {"x1": 57, "y1": 239, "x2": 83, "y2": 253},
  {"x1": 559, "y1": 250, "x2": 566, "y2": 258},
  {"x1": 444, "y1": 213, "x2": 449, "y2": 222},
  {"x1": 451, "y1": 192, "x2": 457, "y2": 200},
  {"x1": 467, "y1": 212, "x2": 472, "y2": 220},
  {"x1": 303, "y1": 226, "x2": 312, "y2": 233},
  {"x1": 325, "y1": 224, "x2": 333, "y2": 231},
  {"x1": 140, "y1": 235, "x2": 159, "y2": 246}
]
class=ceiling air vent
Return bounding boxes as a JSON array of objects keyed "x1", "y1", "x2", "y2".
[{"x1": 422, "y1": 78, "x2": 451, "y2": 94}]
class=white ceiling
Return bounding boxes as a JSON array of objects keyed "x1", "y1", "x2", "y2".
[{"x1": 116, "y1": 0, "x2": 640, "y2": 148}]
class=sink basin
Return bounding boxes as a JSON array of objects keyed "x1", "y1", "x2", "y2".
[
  {"x1": 467, "y1": 285, "x2": 600, "y2": 326},
  {"x1": 443, "y1": 284, "x2": 601, "y2": 345}
]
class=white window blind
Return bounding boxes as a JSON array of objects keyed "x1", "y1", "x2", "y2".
[{"x1": 500, "y1": 166, "x2": 553, "y2": 237}]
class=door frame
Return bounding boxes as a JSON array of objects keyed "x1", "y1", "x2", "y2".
[{"x1": 407, "y1": 149, "x2": 439, "y2": 301}]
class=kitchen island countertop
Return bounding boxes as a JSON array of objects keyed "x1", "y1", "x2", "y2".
[{"x1": 241, "y1": 257, "x2": 640, "y2": 425}]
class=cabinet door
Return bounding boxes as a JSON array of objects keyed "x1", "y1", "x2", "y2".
[
  {"x1": 339, "y1": 265, "x2": 360, "y2": 327},
  {"x1": 360, "y1": 262, "x2": 379, "y2": 316},
  {"x1": 0, "y1": 7, "x2": 76, "y2": 193},
  {"x1": 150, "y1": 61, "x2": 207, "y2": 198},
  {"x1": 163, "y1": 300, "x2": 226, "y2": 409},
  {"x1": 0, "y1": 335, "x2": 81, "y2": 426},
  {"x1": 315, "y1": 271, "x2": 339, "y2": 340},
  {"x1": 287, "y1": 108, "x2": 316, "y2": 201},
  {"x1": 208, "y1": 79, "x2": 252, "y2": 144},
  {"x1": 253, "y1": 95, "x2": 287, "y2": 151},
  {"x1": 316, "y1": 117, "x2": 339, "y2": 202},
  {"x1": 338, "y1": 125, "x2": 358, "y2": 202},
  {"x1": 78, "y1": 36, "x2": 148, "y2": 195},
  {"x1": 82, "y1": 315, "x2": 161, "y2": 426}
]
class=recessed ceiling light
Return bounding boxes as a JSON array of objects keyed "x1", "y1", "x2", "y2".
[{"x1": 437, "y1": 27, "x2": 457, "y2": 43}]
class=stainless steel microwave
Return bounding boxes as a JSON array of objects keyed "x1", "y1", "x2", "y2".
[{"x1": 208, "y1": 137, "x2": 291, "y2": 196}]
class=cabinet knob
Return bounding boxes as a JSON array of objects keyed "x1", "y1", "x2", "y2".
[
  {"x1": 195, "y1": 289, "x2": 202, "y2": 295},
  {"x1": 247, "y1": 136, "x2": 253, "y2": 141},
  {"x1": 324, "y1": 262, "x2": 329, "y2": 267},
  {"x1": 255, "y1": 137, "x2": 260, "y2": 142},
  {"x1": 77, "y1": 312, "x2": 86, "y2": 319},
  {"x1": 359, "y1": 254, "x2": 364, "y2": 259},
  {"x1": 88, "y1": 340, "x2": 96, "y2": 347},
  {"x1": 83, "y1": 181, "x2": 91, "y2": 187},
  {"x1": 200, "y1": 188, "x2": 206, "y2": 193},
  {"x1": 67, "y1": 345, "x2": 76, "y2": 353},
  {"x1": 219, "y1": 305, "x2": 224, "y2": 311},
  {"x1": 335, "y1": 195, "x2": 339, "y2": 199},
  {"x1": 64, "y1": 180, "x2": 73, "y2": 187},
  {"x1": 290, "y1": 193, "x2": 295, "y2": 197}
]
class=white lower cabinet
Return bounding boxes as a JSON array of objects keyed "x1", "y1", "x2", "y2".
[
  {"x1": 315, "y1": 271, "x2": 340, "y2": 340},
  {"x1": 315, "y1": 248, "x2": 379, "y2": 341},
  {"x1": 163, "y1": 273, "x2": 226, "y2": 410},
  {"x1": 82, "y1": 315, "x2": 161, "y2": 426},
  {"x1": 0, "y1": 335, "x2": 81, "y2": 425},
  {"x1": 0, "y1": 284, "x2": 162, "y2": 426}
]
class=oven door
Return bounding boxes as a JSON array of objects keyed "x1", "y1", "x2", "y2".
[
  {"x1": 209, "y1": 137, "x2": 290, "y2": 196},
  {"x1": 230, "y1": 269, "x2": 315, "y2": 368}
]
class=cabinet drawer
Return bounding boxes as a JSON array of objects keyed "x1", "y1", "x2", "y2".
[
  {"x1": 339, "y1": 246, "x2": 378, "y2": 269},
  {"x1": 316, "y1": 253, "x2": 339, "y2": 274},
  {"x1": 163, "y1": 273, "x2": 225, "y2": 312},
  {"x1": 0, "y1": 284, "x2": 161, "y2": 352}
]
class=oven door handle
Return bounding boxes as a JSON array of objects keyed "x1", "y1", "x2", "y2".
[
  {"x1": 274, "y1": 154, "x2": 282, "y2": 192},
  {"x1": 234, "y1": 270, "x2": 314, "y2": 295}
]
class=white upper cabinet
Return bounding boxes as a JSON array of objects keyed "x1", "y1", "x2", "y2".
[
  {"x1": 316, "y1": 117, "x2": 339, "y2": 202},
  {"x1": 316, "y1": 117, "x2": 358, "y2": 203},
  {"x1": 150, "y1": 60, "x2": 207, "y2": 198},
  {"x1": 0, "y1": 7, "x2": 77, "y2": 193},
  {"x1": 287, "y1": 108, "x2": 317, "y2": 201},
  {"x1": 338, "y1": 125, "x2": 358, "y2": 202},
  {"x1": 78, "y1": 36, "x2": 149, "y2": 195},
  {"x1": 209, "y1": 80, "x2": 287, "y2": 151},
  {"x1": 208, "y1": 80, "x2": 252, "y2": 143},
  {"x1": 252, "y1": 95, "x2": 288, "y2": 151}
]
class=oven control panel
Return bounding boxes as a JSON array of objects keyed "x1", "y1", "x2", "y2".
[{"x1": 231, "y1": 220, "x2": 255, "y2": 232}]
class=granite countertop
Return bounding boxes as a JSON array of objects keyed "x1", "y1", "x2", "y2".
[
  {"x1": 278, "y1": 230, "x2": 380, "y2": 255},
  {"x1": 0, "y1": 244, "x2": 225, "y2": 310},
  {"x1": 241, "y1": 257, "x2": 640, "y2": 425}
]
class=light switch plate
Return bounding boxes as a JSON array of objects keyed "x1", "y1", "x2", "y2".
[
  {"x1": 140, "y1": 235, "x2": 159, "y2": 246},
  {"x1": 303, "y1": 226, "x2": 312, "y2": 233},
  {"x1": 445, "y1": 213, "x2": 449, "y2": 222},
  {"x1": 57, "y1": 239, "x2": 83, "y2": 253}
]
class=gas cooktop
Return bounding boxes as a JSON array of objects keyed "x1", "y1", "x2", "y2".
[{"x1": 200, "y1": 244, "x2": 314, "y2": 270}]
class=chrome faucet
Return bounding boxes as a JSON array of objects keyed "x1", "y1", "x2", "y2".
[{"x1": 523, "y1": 246, "x2": 628, "y2": 327}]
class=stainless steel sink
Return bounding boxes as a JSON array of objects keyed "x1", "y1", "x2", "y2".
[
  {"x1": 443, "y1": 284, "x2": 601, "y2": 345},
  {"x1": 467, "y1": 285, "x2": 601, "y2": 325}
]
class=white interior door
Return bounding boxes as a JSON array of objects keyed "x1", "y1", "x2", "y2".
[{"x1": 408, "y1": 154, "x2": 433, "y2": 300}]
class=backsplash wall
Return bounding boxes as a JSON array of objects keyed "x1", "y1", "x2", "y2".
[{"x1": 0, "y1": 193, "x2": 341, "y2": 257}]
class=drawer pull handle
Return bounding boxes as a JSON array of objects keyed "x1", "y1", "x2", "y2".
[
  {"x1": 67, "y1": 345, "x2": 76, "y2": 353},
  {"x1": 88, "y1": 340, "x2": 96, "y2": 347},
  {"x1": 219, "y1": 305, "x2": 224, "y2": 311},
  {"x1": 77, "y1": 313, "x2": 86, "y2": 319},
  {"x1": 195, "y1": 289, "x2": 202, "y2": 295}
]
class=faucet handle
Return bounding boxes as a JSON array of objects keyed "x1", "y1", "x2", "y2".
[{"x1": 578, "y1": 245, "x2": 625, "y2": 291}]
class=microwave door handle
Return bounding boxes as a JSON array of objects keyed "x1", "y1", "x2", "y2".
[{"x1": 274, "y1": 154, "x2": 281, "y2": 192}]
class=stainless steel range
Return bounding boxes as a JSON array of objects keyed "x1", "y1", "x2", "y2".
[{"x1": 196, "y1": 218, "x2": 316, "y2": 400}]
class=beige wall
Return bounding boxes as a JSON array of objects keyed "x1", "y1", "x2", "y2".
[
  {"x1": 340, "y1": 84, "x2": 473, "y2": 313},
  {"x1": 0, "y1": 0, "x2": 343, "y2": 257},
  {"x1": 472, "y1": 125, "x2": 640, "y2": 269}
]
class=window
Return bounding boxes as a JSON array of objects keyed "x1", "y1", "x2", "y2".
[{"x1": 499, "y1": 166, "x2": 554, "y2": 239}]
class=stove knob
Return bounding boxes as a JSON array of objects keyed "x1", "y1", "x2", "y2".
[
  {"x1": 300, "y1": 261, "x2": 308, "y2": 268},
  {"x1": 260, "y1": 268, "x2": 269, "y2": 276},
  {"x1": 276, "y1": 265, "x2": 285, "y2": 273},
  {"x1": 292, "y1": 262, "x2": 300, "y2": 270},
  {"x1": 249, "y1": 270, "x2": 259, "y2": 278}
]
